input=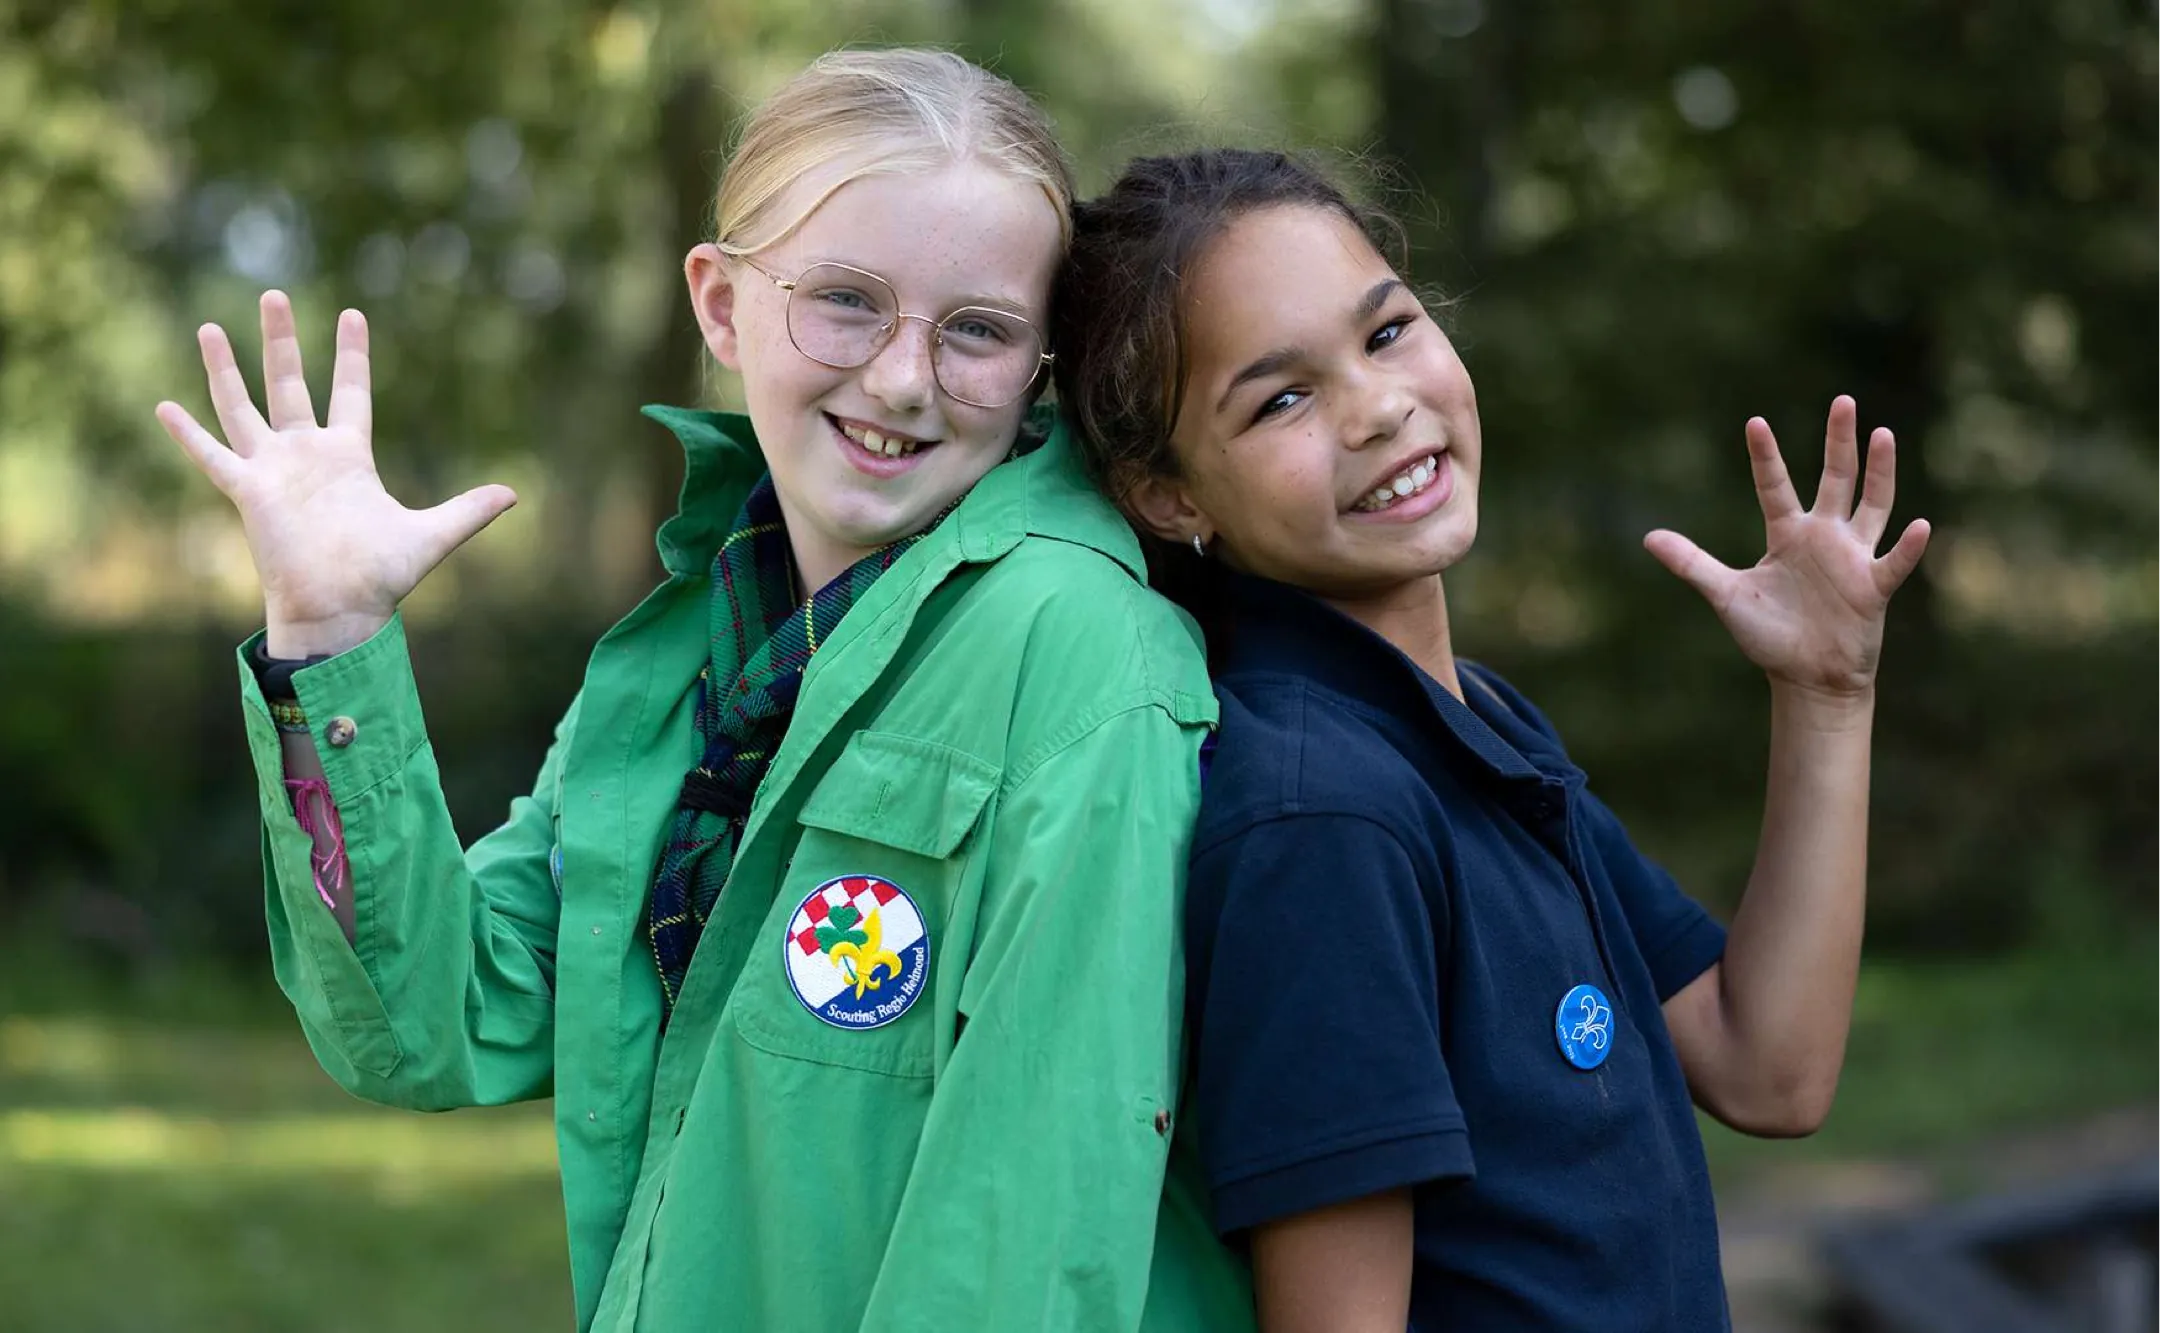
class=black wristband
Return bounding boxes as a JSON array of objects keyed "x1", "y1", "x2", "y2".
[{"x1": 251, "y1": 637, "x2": 333, "y2": 702}]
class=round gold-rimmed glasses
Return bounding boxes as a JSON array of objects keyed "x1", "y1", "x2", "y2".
[{"x1": 741, "y1": 258, "x2": 1052, "y2": 409}]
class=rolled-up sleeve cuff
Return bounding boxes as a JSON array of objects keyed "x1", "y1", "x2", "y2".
[{"x1": 1211, "y1": 1122, "x2": 1474, "y2": 1236}]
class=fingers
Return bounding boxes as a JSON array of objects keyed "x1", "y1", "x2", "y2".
[
  {"x1": 1643, "y1": 529, "x2": 1735, "y2": 606},
  {"x1": 154, "y1": 401, "x2": 244, "y2": 496},
  {"x1": 258, "y1": 291, "x2": 317, "y2": 432},
  {"x1": 198, "y1": 323, "x2": 272, "y2": 458},
  {"x1": 418, "y1": 484, "x2": 519, "y2": 567},
  {"x1": 1872, "y1": 518, "x2": 1932, "y2": 597},
  {"x1": 1852, "y1": 427, "x2": 1897, "y2": 549},
  {"x1": 1812, "y1": 395, "x2": 1860, "y2": 518},
  {"x1": 1744, "y1": 416, "x2": 1804, "y2": 526},
  {"x1": 326, "y1": 308, "x2": 373, "y2": 436}
]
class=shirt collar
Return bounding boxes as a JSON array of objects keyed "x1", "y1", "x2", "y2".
[
  {"x1": 1214, "y1": 570, "x2": 1576, "y2": 789},
  {"x1": 638, "y1": 404, "x2": 1147, "y2": 583}
]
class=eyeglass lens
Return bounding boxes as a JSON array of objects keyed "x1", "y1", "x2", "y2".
[{"x1": 783, "y1": 264, "x2": 1044, "y2": 407}]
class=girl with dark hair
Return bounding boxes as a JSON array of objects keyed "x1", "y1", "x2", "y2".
[{"x1": 1054, "y1": 149, "x2": 1930, "y2": 1332}]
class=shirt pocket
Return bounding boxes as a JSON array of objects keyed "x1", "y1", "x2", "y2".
[{"x1": 731, "y1": 729, "x2": 1000, "y2": 1079}]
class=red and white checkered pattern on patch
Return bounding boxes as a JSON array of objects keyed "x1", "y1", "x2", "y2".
[
  {"x1": 791, "y1": 875, "x2": 901, "y2": 956},
  {"x1": 783, "y1": 875, "x2": 928, "y2": 1017}
]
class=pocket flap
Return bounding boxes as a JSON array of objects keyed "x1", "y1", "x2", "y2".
[{"x1": 798, "y1": 730, "x2": 1000, "y2": 860}]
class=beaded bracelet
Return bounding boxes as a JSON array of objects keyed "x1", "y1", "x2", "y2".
[{"x1": 269, "y1": 698, "x2": 311, "y2": 734}]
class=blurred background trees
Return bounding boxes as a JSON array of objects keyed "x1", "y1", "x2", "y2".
[{"x1": 0, "y1": 0, "x2": 2150, "y2": 958}]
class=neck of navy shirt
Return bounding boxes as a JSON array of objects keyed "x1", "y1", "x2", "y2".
[{"x1": 1184, "y1": 570, "x2": 1733, "y2": 1333}]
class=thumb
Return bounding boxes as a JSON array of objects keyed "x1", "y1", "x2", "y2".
[
  {"x1": 418, "y1": 483, "x2": 518, "y2": 565},
  {"x1": 1643, "y1": 529, "x2": 1734, "y2": 605},
  {"x1": 1871, "y1": 517, "x2": 1932, "y2": 597}
]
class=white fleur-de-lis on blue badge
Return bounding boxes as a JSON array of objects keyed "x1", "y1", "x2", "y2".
[
  {"x1": 1569, "y1": 993, "x2": 1611, "y2": 1051},
  {"x1": 1554, "y1": 983, "x2": 1615, "y2": 1070}
]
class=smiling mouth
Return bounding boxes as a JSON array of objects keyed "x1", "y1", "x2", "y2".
[
  {"x1": 1351, "y1": 454, "x2": 1442, "y2": 513},
  {"x1": 829, "y1": 414, "x2": 935, "y2": 459}
]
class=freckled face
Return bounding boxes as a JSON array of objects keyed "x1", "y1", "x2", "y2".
[{"x1": 706, "y1": 161, "x2": 1063, "y2": 586}]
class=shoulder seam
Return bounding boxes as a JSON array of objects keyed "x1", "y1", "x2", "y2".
[
  {"x1": 1227, "y1": 670, "x2": 1404, "y2": 732},
  {"x1": 967, "y1": 538, "x2": 1214, "y2": 729},
  {"x1": 1004, "y1": 696, "x2": 1202, "y2": 793},
  {"x1": 1190, "y1": 807, "x2": 1420, "y2": 867}
]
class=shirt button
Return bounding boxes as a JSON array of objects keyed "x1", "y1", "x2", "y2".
[
  {"x1": 324, "y1": 716, "x2": 358, "y2": 748},
  {"x1": 591, "y1": 924, "x2": 603, "y2": 936},
  {"x1": 587, "y1": 1109, "x2": 598, "y2": 1122}
]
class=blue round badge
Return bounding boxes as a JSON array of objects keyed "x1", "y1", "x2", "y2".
[
  {"x1": 1554, "y1": 983, "x2": 1614, "y2": 1070},
  {"x1": 782, "y1": 875, "x2": 930, "y2": 1030}
]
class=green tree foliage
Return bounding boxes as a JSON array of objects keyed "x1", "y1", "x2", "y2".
[
  {"x1": 1352, "y1": 0, "x2": 2156, "y2": 945},
  {"x1": 0, "y1": 0, "x2": 2149, "y2": 956}
]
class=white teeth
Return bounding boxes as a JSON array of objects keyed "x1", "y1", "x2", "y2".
[{"x1": 1353, "y1": 455, "x2": 1442, "y2": 513}]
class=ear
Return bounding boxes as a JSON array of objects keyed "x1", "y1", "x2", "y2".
[
  {"x1": 684, "y1": 244, "x2": 743, "y2": 371},
  {"x1": 1121, "y1": 469, "x2": 1214, "y2": 549}
]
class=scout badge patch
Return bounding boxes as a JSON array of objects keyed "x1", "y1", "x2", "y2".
[{"x1": 785, "y1": 876, "x2": 929, "y2": 1029}]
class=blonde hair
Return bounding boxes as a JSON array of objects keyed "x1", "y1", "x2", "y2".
[{"x1": 712, "y1": 49, "x2": 1073, "y2": 259}]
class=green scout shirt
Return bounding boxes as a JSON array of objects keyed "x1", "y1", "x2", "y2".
[{"x1": 236, "y1": 407, "x2": 1256, "y2": 1333}]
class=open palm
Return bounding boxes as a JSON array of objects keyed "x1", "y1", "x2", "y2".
[
  {"x1": 1644, "y1": 397, "x2": 1930, "y2": 697},
  {"x1": 155, "y1": 292, "x2": 516, "y2": 656}
]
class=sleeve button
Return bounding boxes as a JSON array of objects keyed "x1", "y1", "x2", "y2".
[{"x1": 325, "y1": 716, "x2": 358, "y2": 748}]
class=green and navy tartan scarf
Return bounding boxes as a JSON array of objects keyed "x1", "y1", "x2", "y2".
[{"x1": 647, "y1": 473, "x2": 939, "y2": 1015}]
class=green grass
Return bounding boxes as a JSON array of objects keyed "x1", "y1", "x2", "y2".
[
  {"x1": 0, "y1": 932, "x2": 2151, "y2": 1331},
  {"x1": 0, "y1": 992, "x2": 572, "y2": 1332}
]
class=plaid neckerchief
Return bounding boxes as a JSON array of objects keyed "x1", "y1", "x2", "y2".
[{"x1": 647, "y1": 473, "x2": 939, "y2": 1016}]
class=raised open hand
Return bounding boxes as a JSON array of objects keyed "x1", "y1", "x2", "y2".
[
  {"x1": 155, "y1": 292, "x2": 516, "y2": 657},
  {"x1": 1643, "y1": 396, "x2": 1930, "y2": 698}
]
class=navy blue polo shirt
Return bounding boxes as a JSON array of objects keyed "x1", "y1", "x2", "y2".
[{"x1": 1185, "y1": 572, "x2": 1731, "y2": 1331}]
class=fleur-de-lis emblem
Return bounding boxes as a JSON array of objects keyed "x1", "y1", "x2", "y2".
[
  {"x1": 1568, "y1": 993, "x2": 1612, "y2": 1052},
  {"x1": 816, "y1": 904, "x2": 905, "y2": 1000}
]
